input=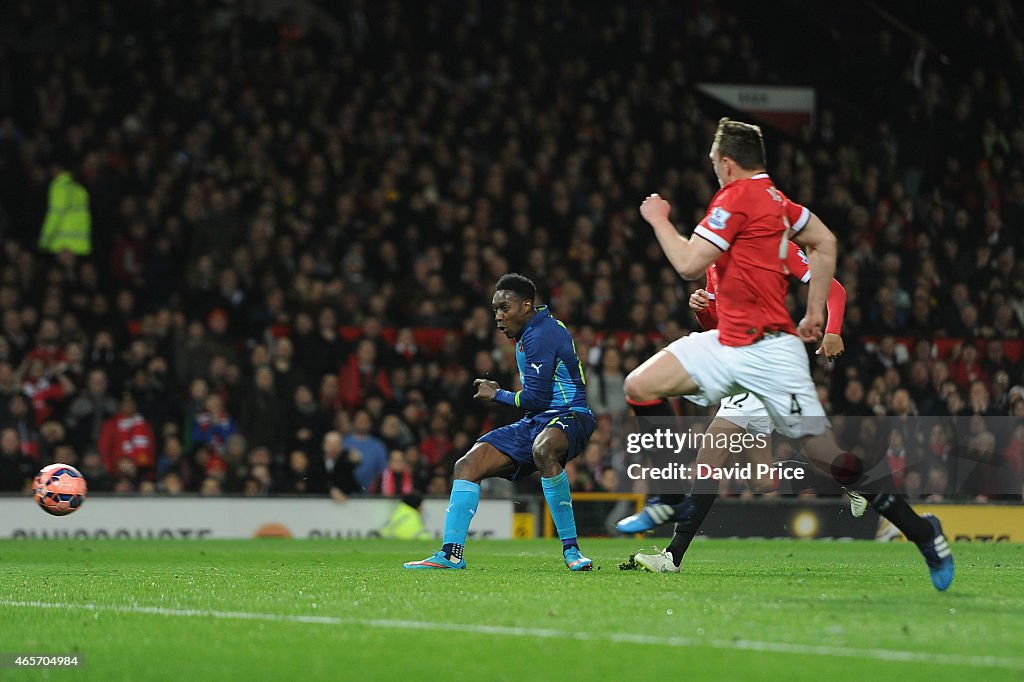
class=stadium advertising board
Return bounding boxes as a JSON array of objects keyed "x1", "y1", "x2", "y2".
[
  {"x1": 907, "y1": 504, "x2": 1024, "y2": 542},
  {"x1": 696, "y1": 83, "x2": 815, "y2": 134},
  {"x1": 0, "y1": 497, "x2": 514, "y2": 540}
]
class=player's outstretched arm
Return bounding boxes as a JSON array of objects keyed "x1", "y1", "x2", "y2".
[
  {"x1": 640, "y1": 193, "x2": 722, "y2": 280},
  {"x1": 791, "y1": 213, "x2": 837, "y2": 341},
  {"x1": 815, "y1": 278, "x2": 846, "y2": 360},
  {"x1": 787, "y1": 243, "x2": 845, "y2": 359}
]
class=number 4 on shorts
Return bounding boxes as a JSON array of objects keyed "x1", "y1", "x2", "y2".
[{"x1": 789, "y1": 394, "x2": 803, "y2": 415}]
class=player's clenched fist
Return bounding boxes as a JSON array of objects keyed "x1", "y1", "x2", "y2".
[
  {"x1": 473, "y1": 378, "x2": 499, "y2": 402},
  {"x1": 639, "y1": 193, "x2": 671, "y2": 225},
  {"x1": 797, "y1": 312, "x2": 824, "y2": 343},
  {"x1": 689, "y1": 289, "x2": 711, "y2": 312}
]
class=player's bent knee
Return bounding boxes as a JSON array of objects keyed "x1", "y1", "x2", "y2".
[
  {"x1": 623, "y1": 370, "x2": 655, "y2": 403},
  {"x1": 531, "y1": 444, "x2": 562, "y2": 476},
  {"x1": 453, "y1": 450, "x2": 496, "y2": 483},
  {"x1": 624, "y1": 352, "x2": 698, "y2": 401},
  {"x1": 531, "y1": 444, "x2": 554, "y2": 466},
  {"x1": 452, "y1": 454, "x2": 474, "y2": 481}
]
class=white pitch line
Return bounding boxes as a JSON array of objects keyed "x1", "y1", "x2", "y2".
[{"x1": 1, "y1": 599, "x2": 1022, "y2": 670}]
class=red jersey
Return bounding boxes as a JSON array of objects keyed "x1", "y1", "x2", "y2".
[
  {"x1": 693, "y1": 174, "x2": 810, "y2": 346},
  {"x1": 98, "y1": 413, "x2": 156, "y2": 473},
  {"x1": 22, "y1": 376, "x2": 67, "y2": 426},
  {"x1": 699, "y1": 241, "x2": 845, "y2": 336}
]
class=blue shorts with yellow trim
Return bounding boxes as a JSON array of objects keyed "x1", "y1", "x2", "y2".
[{"x1": 478, "y1": 408, "x2": 596, "y2": 481}]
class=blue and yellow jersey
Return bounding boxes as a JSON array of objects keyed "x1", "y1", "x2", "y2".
[{"x1": 494, "y1": 306, "x2": 590, "y2": 416}]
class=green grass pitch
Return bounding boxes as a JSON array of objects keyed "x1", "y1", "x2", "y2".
[{"x1": 1, "y1": 539, "x2": 1022, "y2": 681}]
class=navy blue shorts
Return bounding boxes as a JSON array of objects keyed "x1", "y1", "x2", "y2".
[{"x1": 478, "y1": 409, "x2": 596, "y2": 481}]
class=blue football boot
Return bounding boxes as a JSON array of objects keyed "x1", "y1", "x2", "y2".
[
  {"x1": 403, "y1": 550, "x2": 466, "y2": 570},
  {"x1": 916, "y1": 514, "x2": 954, "y2": 591},
  {"x1": 564, "y1": 546, "x2": 593, "y2": 571},
  {"x1": 615, "y1": 496, "x2": 694, "y2": 533}
]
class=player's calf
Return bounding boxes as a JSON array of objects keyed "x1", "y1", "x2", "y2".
[
  {"x1": 800, "y1": 430, "x2": 867, "y2": 488},
  {"x1": 534, "y1": 428, "x2": 591, "y2": 568}
]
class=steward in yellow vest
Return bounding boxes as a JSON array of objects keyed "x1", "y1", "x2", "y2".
[
  {"x1": 38, "y1": 170, "x2": 92, "y2": 256},
  {"x1": 380, "y1": 494, "x2": 431, "y2": 540}
]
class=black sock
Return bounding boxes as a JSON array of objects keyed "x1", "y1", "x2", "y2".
[
  {"x1": 628, "y1": 399, "x2": 685, "y2": 505},
  {"x1": 442, "y1": 542, "x2": 464, "y2": 561},
  {"x1": 666, "y1": 493, "x2": 717, "y2": 566},
  {"x1": 862, "y1": 494, "x2": 934, "y2": 545}
]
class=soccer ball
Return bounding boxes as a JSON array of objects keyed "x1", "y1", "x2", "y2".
[{"x1": 34, "y1": 463, "x2": 88, "y2": 516}]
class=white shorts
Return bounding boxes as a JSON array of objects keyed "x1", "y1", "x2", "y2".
[
  {"x1": 664, "y1": 330, "x2": 829, "y2": 438},
  {"x1": 716, "y1": 392, "x2": 773, "y2": 435}
]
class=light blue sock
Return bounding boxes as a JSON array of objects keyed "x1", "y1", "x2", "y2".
[
  {"x1": 441, "y1": 480, "x2": 480, "y2": 560},
  {"x1": 541, "y1": 470, "x2": 579, "y2": 551}
]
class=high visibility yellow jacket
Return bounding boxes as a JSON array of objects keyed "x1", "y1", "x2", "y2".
[
  {"x1": 38, "y1": 172, "x2": 92, "y2": 255},
  {"x1": 379, "y1": 502, "x2": 431, "y2": 540}
]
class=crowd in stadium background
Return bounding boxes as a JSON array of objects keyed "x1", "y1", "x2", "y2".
[{"x1": 0, "y1": 0, "x2": 1022, "y2": 500}]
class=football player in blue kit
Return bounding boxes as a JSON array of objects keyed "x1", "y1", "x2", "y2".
[{"x1": 404, "y1": 274, "x2": 597, "y2": 571}]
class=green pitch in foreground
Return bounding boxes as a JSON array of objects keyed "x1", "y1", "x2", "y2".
[{"x1": 1, "y1": 539, "x2": 1022, "y2": 681}]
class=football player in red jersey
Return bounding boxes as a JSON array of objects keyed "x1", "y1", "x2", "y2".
[
  {"x1": 615, "y1": 240, "x2": 863, "y2": 535},
  {"x1": 623, "y1": 119, "x2": 953, "y2": 590}
]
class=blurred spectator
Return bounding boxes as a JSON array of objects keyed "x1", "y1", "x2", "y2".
[
  {"x1": 587, "y1": 346, "x2": 629, "y2": 418},
  {"x1": 111, "y1": 220, "x2": 148, "y2": 289},
  {"x1": 0, "y1": 427, "x2": 33, "y2": 491},
  {"x1": 418, "y1": 415, "x2": 453, "y2": 468},
  {"x1": 130, "y1": 357, "x2": 177, "y2": 427},
  {"x1": 0, "y1": 363, "x2": 21, "y2": 416},
  {"x1": 345, "y1": 410, "x2": 388, "y2": 489},
  {"x1": 950, "y1": 344, "x2": 989, "y2": 390},
  {"x1": 836, "y1": 379, "x2": 872, "y2": 416},
  {"x1": 192, "y1": 394, "x2": 237, "y2": 456},
  {"x1": 182, "y1": 378, "x2": 210, "y2": 451},
  {"x1": 7, "y1": 396, "x2": 40, "y2": 459},
  {"x1": 25, "y1": 318, "x2": 65, "y2": 369},
  {"x1": 239, "y1": 366, "x2": 287, "y2": 453},
  {"x1": 175, "y1": 321, "x2": 216, "y2": 388},
  {"x1": 379, "y1": 413, "x2": 415, "y2": 450},
  {"x1": 287, "y1": 384, "x2": 324, "y2": 453},
  {"x1": 270, "y1": 337, "x2": 306, "y2": 405},
  {"x1": 200, "y1": 476, "x2": 223, "y2": 496},
  {"x1": 313, "y1": 431, "x2": 361, "y2": 500},
  {"x1": 339, "y1": 339, "x2": 393, "y2": 411},
  {"x1": 278, "y1": 449, "x2": 316, "y2": 495},
  {"x1": 305, "y1": 307, "x2": 346, "y2": 379},
  {"x1": 371, "y1": 449, "x2": 416, "y2": 496},
  {"x1": 98, "y1": 393, "x2": 156, "y2": 477},
  {"x1": 22, "y1": 357, "x2": 74, "y2": 425},
  {"x1": 65, "y1": 368, "x2": 117, "y2": 450},
  {"x1": 967, "y1": 379, "x2": 1001, "y2": 417},
  {"x1": 38, "y1": 419, "x2": 69, "y2": 464},
  {"x1": 156, "y1": 435, "x2": 191, "y2": 485},
  {"x1": 403, "y1": 445, "x2": 432, "y2": 491},
  {"x1": 159, "y1": 472, "x2": 186, "y2": 495},
  {"x1": 79, "y1": 448, "x2": 111, "y2": 492}
]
